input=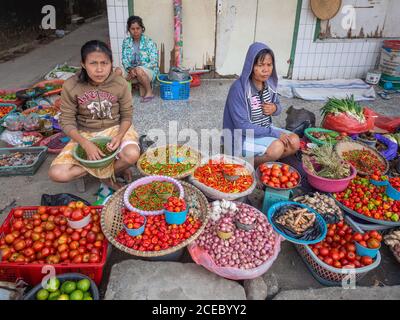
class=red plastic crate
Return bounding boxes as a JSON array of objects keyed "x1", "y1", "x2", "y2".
[{"x1": 0, "y1": 206, "x2": 107, "y2": 286}]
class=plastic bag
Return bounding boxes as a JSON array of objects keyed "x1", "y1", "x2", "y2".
[
  {"x1": 369, "y1": 111, "x2": 400, "y2": 133},
  {"x1": 4, "y1": 113, "x2": 24, "y2": 131},
  {"x1": 41, "y1": 193, "x2": 91, "y2": 206},
  {"x1": 188, "y1": 236, "x2": 281, "y2": 280},
  {"x1": 23, "y1": 113, "x2": 40, "y2": 131},
  {"x1": 375, "y1": 134, "x2": 399, "y2": 161},
  {"x1": 188, "y1": 155, "x2": 257, "y2": 201},
  {"x1": 285, "y1": 106, "x2": 316, "y2": 133},
  {"x1": 0, "y1": 129, "x2": 23, "y2": 146},
  {"x1": 322, "y1": 108, "x2": 375, "y2": 134},
  {"x1": 0, "y1": 280, "x2": 27, "y2": 300},
  {"x1": 168, "y1": 67, "x2": 190, "y2": 82}
]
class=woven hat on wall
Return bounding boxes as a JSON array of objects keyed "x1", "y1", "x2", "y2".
[{"x1": 310, "y1": 0, "x2": 342, "y2": 20}]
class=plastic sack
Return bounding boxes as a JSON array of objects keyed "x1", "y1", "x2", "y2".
[
  {"x1": 369, "y1": 111, "x2": 400, "y2": 133},
  {"x1": 188, "y1": 235, "x2": 281, "y2": 280},
  {"x1": 0, "y1": 280, "x2": 27, "y2": 300},
  {"x1": 188, "y1": 155, "x2": 257, "y2": 201},
  {"x1": 23, "y1": 113, "x2": 40, "y2": 131},
  {"x1": 0, "y1": 129, "x2": 23, "y2": 146},
  {"x1": 41, "y1": 193, "x2": 91, "y2": 206},
  {"x1": 168, "y1": 67, "x2": 190, "y2": 82},
  {"x1": 285, "y1": 106, "x2": 316, "y2": 133},
  {"x1": 4, "y1": 113, "x2": 24, "y2": 131},
  {"x1": 375, "y1": 134, "x2": 398, "y2": 161},
  {"x1": 322, "y1": 108, "x2": 375, "y2": 134}
]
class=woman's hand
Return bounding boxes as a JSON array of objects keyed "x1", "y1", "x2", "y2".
[
  {"x1": 82, "y1": 140, "x2": 105, "y2": 161},
  {"x1": 262, "y1": 103, "x2": 277, "y2": 116},
  {"x1": 107, "y1": 135, "x2": 123, "y2": 152},
  {"x1": 279, "y1": 133, "x2": 292, "y2": 149}
]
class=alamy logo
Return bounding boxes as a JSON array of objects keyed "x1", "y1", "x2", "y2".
[
  {"x1": 41, "y1": 5, "x2": 56, "y2": 30},
  {"x1": 341, "y1": 5, "x2": 356, "y2": 31}
]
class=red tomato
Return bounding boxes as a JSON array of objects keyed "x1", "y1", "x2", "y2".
[
  {"x1": 320, "y1": 248, "x2": 329, "y2": 257},
  {"x1": 346, "y1": 252, "x2": 356, "y2": 262},
  {"x1": 361, "y1": 256, "x2": 373, "y2": 266},
  {"x1": 324, "y1": 257, "x2": 334, "y2": 266},
  {"x1": 13, "y1": 209, "x2": 24, "y2": 219}
]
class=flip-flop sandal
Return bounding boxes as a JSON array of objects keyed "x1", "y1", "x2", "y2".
[{"x1": 140, "y1": 96, "x2": 155, "y2": 103}]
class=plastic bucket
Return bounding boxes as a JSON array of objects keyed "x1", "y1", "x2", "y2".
[
  {"x1": 355, "y1": 241, "x2": 380, "y2": 259},
  {"x1": 68, "y1": 214, "x2": 91, "y2": 229},
  {"x1": 124, "y1": 216, "x2": 147, "y2": 236},
  {"x1": 164, "y1": 208, "x2": 188, "y2": 225},
  {"x1": 302, "y1": 163, "x2": 357, "y2": 193}
]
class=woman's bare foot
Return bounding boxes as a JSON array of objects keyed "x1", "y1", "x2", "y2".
[
  {"x1": 101, "y1": 178, "x2": 123, "y2": 191},
  {"x1": 121, "y1": 168, "x2": 133, "y2": 183}
]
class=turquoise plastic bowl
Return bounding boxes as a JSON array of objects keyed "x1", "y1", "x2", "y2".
[
  {"x1": 387, "y1": 184, "x2": 400, "y2": 200},
  {"x1": 124, "y1": 216, "x2": 147, "y2": 237},
  {"x1": 370, "y1": 179, "x2": 389, "y2": 187},
  {"x1": 355, "y1": 241, "x2": 380, "y2": 259},
  {"x1": 164, "y1": 208, "x2": 188, "y2": 225},
  {"x1": 73, "y1": 136, "x2": 118, "y2": 169},
  {"x1": 267, "y1": 201, "x2": 327, "y2": 245}
]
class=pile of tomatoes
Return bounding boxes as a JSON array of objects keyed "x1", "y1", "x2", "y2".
[
  {"x1": 0, "y1": 205, "x2": 105, "y2": 264},
  {"x1": 116, "y1": 214, "x2": 201, "y2": 252},
  {"x1": 164, "y1": 197, "x2": 187, "y2": 213},
  {"x1": 0, "y1": 106, "x2": 14, "y2": 120},
  {"x1": 259, "y1": 163, "x2": 300, "y2": 189},
  {"x1": 310, "y1": 221, "x2": 376, "y2": 269},
  {"x1": 390, "y1": 177, "x2": 400, "y2": 192},
  {"x1": 334, "y1": 177, "x2": 400, "y2": 222},
  {"x1": 62, "y1": 201, "x2": 91, "y2": 221},
  {"x1": 354, "y1": 230, "x2": 382, "y2": 249},
  {"x1": 123, "y1": 211, "x2": 145, "y2": 230}
]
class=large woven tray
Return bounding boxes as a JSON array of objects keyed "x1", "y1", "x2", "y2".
[
  {"x1": 101, "y1": 181, "x2": 209, "y2": 257},
  {"x1": 137, "y1": 144, "x2": 202, "y2": 179},
  {"x1": 335, "y1": 140, "x2": 389, "y2": 176}
]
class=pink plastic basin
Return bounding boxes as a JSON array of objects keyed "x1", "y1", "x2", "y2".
[{"x1": 302, "y1": 163, "x2": 357, "y2": 193}]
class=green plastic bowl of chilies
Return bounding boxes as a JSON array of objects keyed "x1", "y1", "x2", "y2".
[{"x1": 73, "y1": 136, "x2": 118, "y2": 169}]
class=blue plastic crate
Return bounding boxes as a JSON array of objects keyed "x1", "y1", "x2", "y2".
[
  {"x1": 157, "y1": 74, "x2": 192, "y2": 100},
  {"x1": 261, "y1": 189, "x2": 292, "y2": 216}
]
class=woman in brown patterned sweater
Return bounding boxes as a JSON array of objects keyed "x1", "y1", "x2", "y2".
[{"x1": 48, "y1": 40, "x2": 140, "y2": 190}]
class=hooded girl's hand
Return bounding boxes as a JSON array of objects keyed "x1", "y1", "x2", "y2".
[{"x1": 262, "y1": 103, "x2": 277, "y2": 116}]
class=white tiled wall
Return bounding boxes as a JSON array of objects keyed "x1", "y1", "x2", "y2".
[
  {"x1": 292, "y1": 0, "x2": 383, "y2": 80},
  {"x1": 107, "y1": 0, "x2": 130, "y2": 69}
]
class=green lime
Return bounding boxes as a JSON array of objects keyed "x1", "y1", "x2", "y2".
[
  {"x1": 76, "y1": 279, "x2": 91, "y2": 292},
  {"x1": 69, "y1": 289, "x2": 84, "y2": 300},
  {"x1": 57, "y1": 294, "x2": 70, "y2": 300},
  {"x1": 83, "y1": 292, "x2": 92, "y2": 299},
  {"x1": 36, "y1": 289, "x2": 49, "y2": 300},
  {"x1": 45, "y1": 277, "x2": 60, "y2": 293},
  {"x1": 48, "y1": 290, "x2": 61, "y2": 300},
  {"x1": 83, "y1": 296, "x2": 93, "y2": 300},
  {"x1": 61, "y1": 281, "x2": 76, "y2": 294}
]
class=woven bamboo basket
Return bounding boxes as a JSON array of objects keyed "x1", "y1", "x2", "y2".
[
  {"x1": 335, "y1": 140, "x2": 389, "y2": 176},
  {"x1": 101, "y1": 181, "x2": 210, "y2": 257},
  {"x1": 137, "y1": 144, "x2": 202, "y2": 179}
]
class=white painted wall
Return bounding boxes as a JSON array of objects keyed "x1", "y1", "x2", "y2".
[
  {"x1": 255, "y1": 0, "x2": 298, "y2": 77},
  {"x1": 215, "y1": 0, "x2": 258, "y2": 76},
  {"x1": 107, "y1": 0, "x2": 296, "y2": 77},
  {"x1": 130, "y1": 0, "x2": 216, "y2": 72},
  {"x1": 292, "y1": 0, "x2": 384, "y2": 80}
]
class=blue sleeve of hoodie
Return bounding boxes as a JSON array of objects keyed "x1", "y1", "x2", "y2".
[
  {"x1": 227, "y1": 86, "x2": 282, "y2": 139},
  {"x1": 272, "y1": 92, "x2": 282, "y2": 116}
]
